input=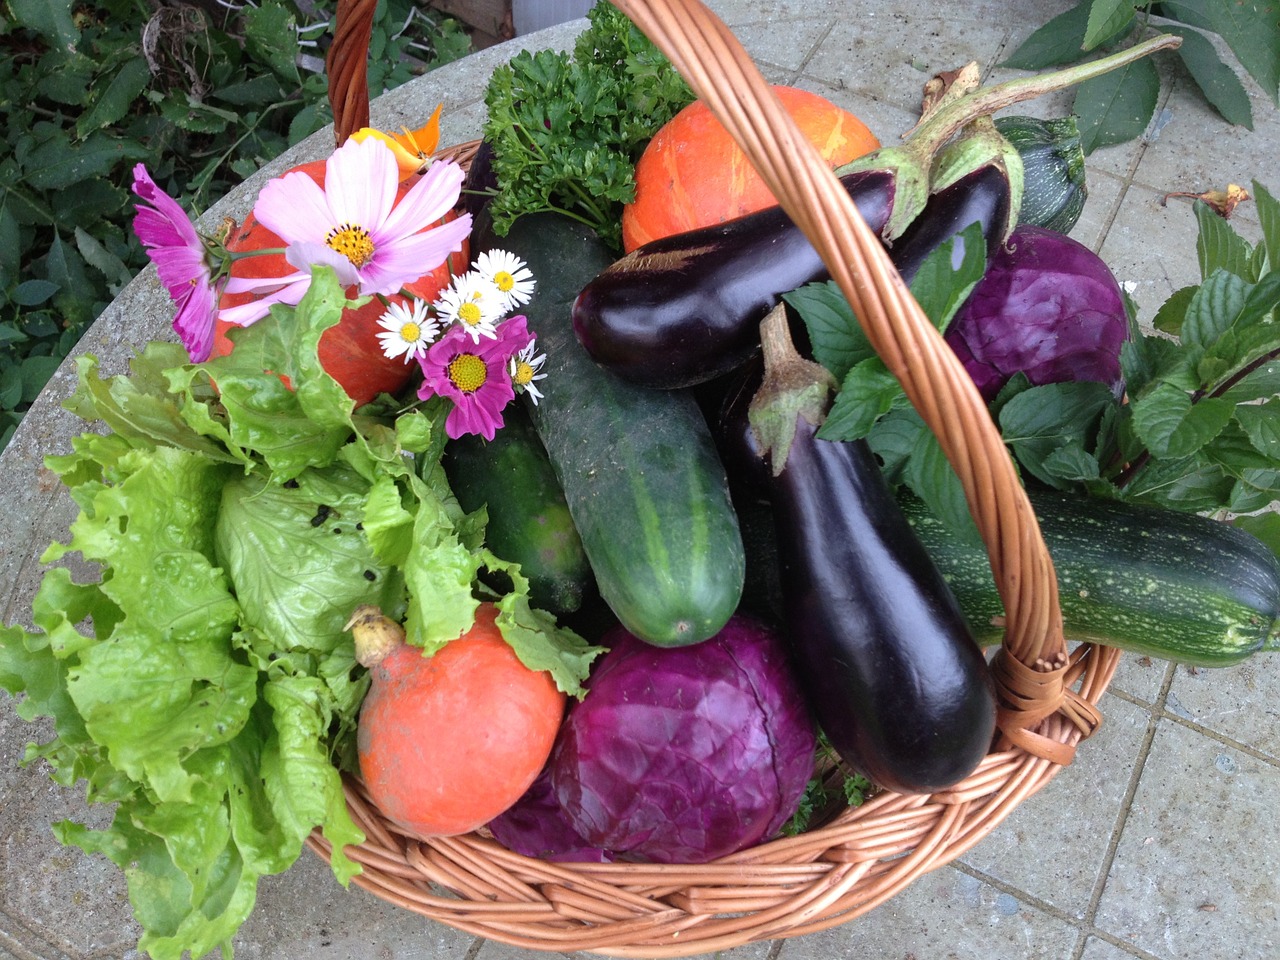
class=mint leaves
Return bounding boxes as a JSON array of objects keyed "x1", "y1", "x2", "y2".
[
  {"x1": 0, "y1": 268, "x2": 599, "y2": 959},
  {"x1": 785, "y1": 221, "x2": 989, "y2": 536}
]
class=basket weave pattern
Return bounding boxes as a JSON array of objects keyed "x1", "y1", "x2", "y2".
[{"x1": 309, "y1": 0, "x2": 1120, "y2": 951}]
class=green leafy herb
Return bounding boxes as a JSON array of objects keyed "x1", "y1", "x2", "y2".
[
  {"x1": 781, "y1": 733, "x2": 872, "y2": 836},
  {"x1": 789, "y1": 178, "x2": 1280, "y2": 545},
  {"x1": 0, "y1": 268, "x2": 600, "y2": 960},
  {"x1": 786, "y1": 221, "x2": 988, "y2": 535},
  {"x1": 481, "y1": 0, "x2": 693, "y2": 248},
  {"x1": 0, "y1": 0, "x2": 474, "y2": 453},
  {"x1": 1003, "y1": 1, "x2": 1278, "y2": 152}
]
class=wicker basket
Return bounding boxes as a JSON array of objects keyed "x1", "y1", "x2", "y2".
[{"x1": 305, "y1": 0, "x2": 1120, "y2": 952}]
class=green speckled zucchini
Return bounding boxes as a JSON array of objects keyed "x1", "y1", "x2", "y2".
[{"x1": 901, "y1": 490, "x2": 1280, "y2": 666}]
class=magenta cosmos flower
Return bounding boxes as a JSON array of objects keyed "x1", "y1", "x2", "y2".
[
  {"x1": 131, "y1": 164, "x2": 223, "y2": 362},
  {"x1": 219, "y1": 136, "x2": 472, "y2": 327},
  {"x1": 418, "y1": 316, "x2": 534, "y2": 440}
]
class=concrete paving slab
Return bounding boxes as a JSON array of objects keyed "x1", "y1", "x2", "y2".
[
  {"x1": 956, "y1": 693, "x2": 1152, "y2": 920},
  {"x1": 1165, "y1": 659, "x2": 1280, "y2": 759},
  {"x1": 772, "y1": 864, "x2": 1085, "y2": 959},
  {"x1": 1094, "y1": 719, "x2": 1280, "y2": 960}
]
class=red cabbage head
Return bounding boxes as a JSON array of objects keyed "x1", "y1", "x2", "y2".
[{"x1": 944, "y1": 225, "x2": 1129, "y2": 401}]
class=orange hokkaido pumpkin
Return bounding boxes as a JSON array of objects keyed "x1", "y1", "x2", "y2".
[
  {"x1": 621, "y1": 86, "x2": 880, "y2": 252},
  {"x1": 211, "y1": 159, "x2": 468, "y2": 406},
  {"x1": 354, "y1": 603, "x2": 566, "y2": 838}
]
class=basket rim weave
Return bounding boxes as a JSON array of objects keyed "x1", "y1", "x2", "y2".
[{"x1": 309, "y1": 0, "x2": 1119, "y2": 952}]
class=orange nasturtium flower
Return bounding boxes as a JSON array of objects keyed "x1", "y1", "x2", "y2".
[{"x1": 351, "y1": 103, "x2": 444, "y2": 180}]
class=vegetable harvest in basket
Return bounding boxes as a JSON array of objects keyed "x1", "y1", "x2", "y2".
[{"x1": 2, "y1": 3, "x2": 1280, "y2": 958}]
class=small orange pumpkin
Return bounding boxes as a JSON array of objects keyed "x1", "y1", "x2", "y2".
[
  {"x1": 621, "y1": 86, "x2": 880, "y2": 252},
  {"x1": 211, "y1": 159, "x2": 468, "y2": 406},
  {"x1": 354, "y1": 603, "x2": 566, "y2": 838}
]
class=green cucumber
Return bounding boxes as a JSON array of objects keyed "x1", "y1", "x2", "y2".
[
  {"x1": 444, "y1": 402, "x2": 595, "y2": 617},
  {"x1": 901, "y1": 490, "x2": 1280, "y2": 667},
  {"x1": 477, "y1": 211, "x2": 745, "y2": 646}
]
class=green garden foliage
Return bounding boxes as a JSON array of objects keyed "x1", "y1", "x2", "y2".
[
  {"x1": 1004, "y1": 0, "x2": 1279, "y2": 153},
  {"x1": 0, "y1": 0, "x2": 472, "y2": 449}
]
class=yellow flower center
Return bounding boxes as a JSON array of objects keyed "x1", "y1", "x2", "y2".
[
  {"x1": 512, "y1": 360, "x2": 534, "y2": 387},
  {"x1": 493, "y1": 270, "x2": 515, "y2": 293},
  {"x1": 326, "y1": 223, "x2": 375, "y2": 267},
  {"x1": 399, "y1": 322, "x2": 422, "y2": 343},
  {"x1": 458, "y1": 301, "x2": 484, "y2": 326},
  {"x1": 448, "y1": 353, "x2": 487, "y2": 393}
]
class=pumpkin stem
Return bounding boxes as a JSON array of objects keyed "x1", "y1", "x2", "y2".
[{"x1": 346, "y1": 605, "x2": 406, "y2": 667}]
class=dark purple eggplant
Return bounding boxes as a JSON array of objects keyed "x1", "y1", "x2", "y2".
[
  {"x1": 573, "y1": 157, "x2": 1013, "y2": 392},
  {"x1": 726, "y1": 310, "x2": 997, "y2": 795},
  {"x1": 888, "y1": 161, "x2": 1010, "y2": 285},
  {"x1": 571, "y1": 168, "x2": 895, "y2": 390}
]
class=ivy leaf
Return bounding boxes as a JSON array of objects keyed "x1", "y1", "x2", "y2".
[
  {"x1": 1073, "y1": 54, "x2": 1160, "y2": 153},
  {"x1": 1165, "y1": 26, "x2": 1254, "y2": 129}
]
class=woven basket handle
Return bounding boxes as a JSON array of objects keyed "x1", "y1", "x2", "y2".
[
  {"x1": 327, "y1": 0, "x2": 378, "y2": 144},
  {"x1": 322, "y1": 0, "x2": 1087, "y2": 762},
  {"x1": 610, "y1": 0, "x2": 1083, "y2": 760}
]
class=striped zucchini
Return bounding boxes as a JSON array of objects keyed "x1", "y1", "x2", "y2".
[
  {"x1": 994, "y1": 115, "x2": 1087, "y2": 234},
  {"x1": 901, "y1": 490, "x2": 1280, "y2": 666},
  {"x1": 477, "y1": 211, "x2": 745, "y2": 647}
]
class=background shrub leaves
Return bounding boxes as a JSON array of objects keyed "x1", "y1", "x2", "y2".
[{"x1": 0, "y1": 0, "x2": 474, "y2": 450}]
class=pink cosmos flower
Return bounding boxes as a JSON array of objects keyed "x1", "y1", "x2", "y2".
[
  {"x1": 418, "y1": 316, "x2": 534, "y2": 440},
  {"x1": 219, "y1": 137, "x2": 471, "y2": 327},
  {"x1": 131, "y1": 164, "x2": 223, "y2": 362}
]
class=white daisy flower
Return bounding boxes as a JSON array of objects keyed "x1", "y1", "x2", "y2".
[
  {"x1": 509, "y1": 338, "x2": 548, "y2": 405},
  {"x1": 474, "y1": 248, "x2": 536, "y2": 311},
  {"x1": 376, "y1": 298, "x2": 439, "y2": 362},
  {"x1": 433, "y1": 270, "x2": 504, "y2": 342}
]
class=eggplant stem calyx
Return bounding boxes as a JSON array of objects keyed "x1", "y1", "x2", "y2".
[{"x1": 749, "y1": 304, "x2": 836, "y2": 476}]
